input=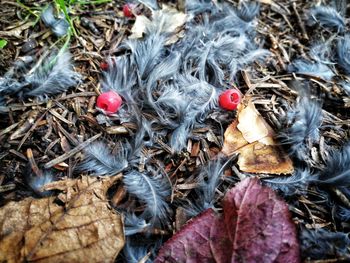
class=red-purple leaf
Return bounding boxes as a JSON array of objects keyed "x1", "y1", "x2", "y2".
[
  {"x1": 155, "y1": 209, "x2": 219, "y2": 263},
  {"x1": 155, "y1": 178, "x2": 300, "y2": 263},
  {"x1": 223, "y1": 177, "x2": 300, "y2": 262}
]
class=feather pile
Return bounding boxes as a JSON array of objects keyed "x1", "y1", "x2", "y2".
[
  {"x1": 76, "y1": 2, "x2": 267, "y2": 257},
  {"x1": 97, "y1": 1, "x2": 267, "y2": 154}
]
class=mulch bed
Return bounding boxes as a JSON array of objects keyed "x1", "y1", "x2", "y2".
[{"x1": 0, "y1": 0, "x2": 350, "y2": 262}]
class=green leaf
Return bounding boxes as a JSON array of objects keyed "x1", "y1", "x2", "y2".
[{"x1": 0, "y1": 39, "x2": 7, "y2": 49}]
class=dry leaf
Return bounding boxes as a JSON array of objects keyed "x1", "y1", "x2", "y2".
[
  {"x1": 130, "y1": 15, "x2": 151, "y2": 39},
  {"x1": 0, "y1": 175, "x2": 124, "y2": 263},
  {"x1": 129, "y1": 5, "x2": 187, "y2": 41},
  {"x1": 222, "y1": 100, "x2": 294, "y2": 174}
]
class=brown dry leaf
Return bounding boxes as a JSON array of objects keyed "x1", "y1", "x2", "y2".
[
  {"x1": 0, "y1": 175, "x2": 124, "y2": 263},
  {"x1": 222, "y1": 100, "x2": 294, "y2": 174},
  {"x1": 130, "y1": 5, "x2": 187, "y2": 40}
]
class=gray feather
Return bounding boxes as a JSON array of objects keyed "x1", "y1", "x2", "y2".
[
  {"x1": 332, "y1": 0, "x2": 348, "y2": 16},
  {"x1": 337, "y1": 34, "x2": 350, "y2": 75},
  {"x1": 185, "y1": 158, "x2": 227, "y2": 217},
  {"x1": 236, "y1": 1, "x2": 260, "y2": 22},
  {"x1": 300, "y1": 227, "x2": 350, "y2": 259},
  {"x1": 28, "y1": 170, "x2": 55, "y2": 196},
  {"x1": 318, "y1": 143, "x2": 350, "y2": 186},
  {"x1": 124, "y1": 213, "x2": 150, "y2": 236},
  {"x1": 279, "y1": 96, "x2": 322, "y2": 160},
  {"x1": 123, "y1": 236, "x2": 157, "y2": 263},
  {"x1": 123, "y1": 170, "x2": 172, "y2": 225},
  {"x1": 288, "y1": 59, "x2": 335, "y2": 80},
  {"x1": 24, "y1": 51, "x2": 81, "y2": 98},
  {"x1": 79, "y1": 141, "x2": 129, "y2": 176},
  {"x1": 137, "y1": 0, "x2": 159, "y2": 10},
  {"x1": 308, "y1": 6, "x2": 345, "y2": 32},
  {"x1": 41, "y1": 5, "x2": 69, "y2": 37},
  {"x1": 263, "y1": 170, "x2": 316, "y2": 196},
  {"x1": 186, "y1": 0, "x2": 214, "y2": 15}
]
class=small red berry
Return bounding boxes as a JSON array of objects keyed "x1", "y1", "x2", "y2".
[
  {"x1": 96, "y1": 91, "x2": 122, "y2": 114},
  {"x1": 219, "y1": 89, "x2": 241, "y2": 110},
  {"x1": 123, "y1": 4, "x2": 134, "y2": 18},
  {"x1": 100, "y1": 61, "x2": 109, "y2": 71}
]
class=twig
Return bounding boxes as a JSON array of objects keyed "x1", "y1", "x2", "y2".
[{"x1": 44, "y1": 133, "x2": 102, "y2": 168}]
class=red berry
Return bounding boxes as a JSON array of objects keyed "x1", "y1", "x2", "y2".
[
  {"x1": 96, "y1": 91, "x2": 122, "y2": 114},
  {"x1": 219, "y1": 89, "x2": 241, "y2": 110},
  {"x1": 100, "y1": 61, "x2": 109, "y2": 71},
  {"x1": 123, "y1": 4, "x2": 134, "y2": 18}
]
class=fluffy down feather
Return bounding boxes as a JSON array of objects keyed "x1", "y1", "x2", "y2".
[
  {"x1": 186, "y1": 0, "x2": 214, "y2": 15},
  {"x1": 24, "y1": 51, "x2": 81, "y2": 98},
  {"x1": 332, "y1": 0, "x2": 348, "y2": 16},
  {"x1": 337, "y1": 34, "x2": 350, "y2": 75},
  {"x1": 318, "y1": 143, "x2": 350, "y2": 186},
  {"x1": 124, "y1": 213, "x2": 150, "y2": 236},
  {"x1": 300, "y1": 227, "x2": 350, "y2": 259},
  {"x1": 263, "y1": 169, "x2": 316, "y2": 196},
  {"x1": 0, "y1": 51, "x2": 80, "y2": 100},
  {"x1": 308, "y1": 6, "x2": 345, "y2": 32},
  {"x1": 185, "y1": 157, "x2": 229, "y2": 217},
  {"x1": 288, "y1": 59, "x2": 335, "y2": 80},
  {"x1": 41, "y1": 5, "x2": 69, "y2": 37},
  {"x1": 79, "y1": 141, "x2": 129, "y2": 176},
  {"x1": 279, "y1": 96, "x2": 323, "y2": 160},
  {"x1": 123, "y1": 170, "x2": 172, "y2": 225},
  {"x1": 28, "y1": 170, "x2": 55, "y2": 196},
  {"x1": 236, "y1": 1, "x2": 260, "y2": 22}
]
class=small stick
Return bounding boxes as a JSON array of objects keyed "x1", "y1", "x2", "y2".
[
  {"x1": 44, "y1": 133, "x2": 101, "y2": 169},
  {"x1": 292, "y1": 2, "x2": 309, "y2": 40},
  {"x1": 27, "y1": 148, "x2": 43, "y2": 177}
]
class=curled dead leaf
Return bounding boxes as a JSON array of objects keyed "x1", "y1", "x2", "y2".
[
  {"x1": 130, "y1": 5, "x2": 187, "y2": 43},
  {"x1": 222, "y1": 100, "x2": 294, "y2": 174},
  {"x1": 0, "y1": 175, "x2": 124, "y2": 263}
]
